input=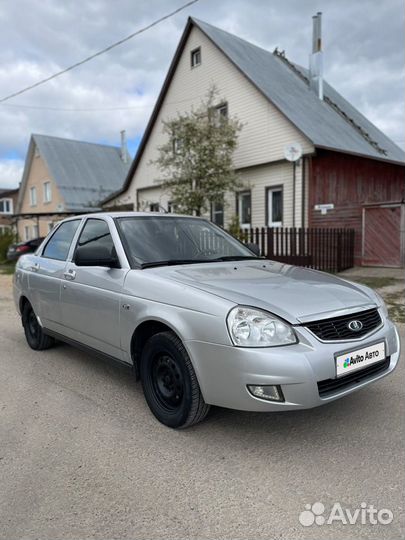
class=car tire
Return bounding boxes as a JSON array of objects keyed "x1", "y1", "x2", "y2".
[
  {"x1": 22, "y1": 301, "x2": 54, "y2": 351},
  {"x1": 140, "y1": 331, "x2": 210, "y2": 428}
]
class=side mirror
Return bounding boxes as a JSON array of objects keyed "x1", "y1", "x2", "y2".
[
  {"x1": 246, "y1": 242, "x2": 261, "y2": 257},
  {"x1": 75, "y1": 245, "x2": 120, "y2": 268}
]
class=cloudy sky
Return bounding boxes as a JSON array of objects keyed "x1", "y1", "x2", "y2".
[{"x1": 0, "y1": 0, "x2": 403, "y2": 189}]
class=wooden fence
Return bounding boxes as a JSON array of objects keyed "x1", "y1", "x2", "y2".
[{"x1": 238, "y1": 227, "x2": 355, "y2": 273}]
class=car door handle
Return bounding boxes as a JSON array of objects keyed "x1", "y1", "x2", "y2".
[
  {"x1": 31, "y1": 263, "x2": 40, "y2": 272},
  {"x1": 63, "y1": 270, "x2": 76, "y2": 281}
]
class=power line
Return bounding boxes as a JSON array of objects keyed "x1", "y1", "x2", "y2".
[{"x1": 0, "y1": 0, "x2": 200, "y2": 104}]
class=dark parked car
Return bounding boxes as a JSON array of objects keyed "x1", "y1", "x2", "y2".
[{"x1": 7, "y1": 238, "x2": 44, "y2": 261}]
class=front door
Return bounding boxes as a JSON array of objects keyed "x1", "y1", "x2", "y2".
[
  {"x1": 60, "y1": 218, "x2": 128, "y2": 360},
  {"x1": 363, "y1": 205, "x2": 403, "y2": 267}
]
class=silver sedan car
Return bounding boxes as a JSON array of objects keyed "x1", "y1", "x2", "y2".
[{"x1": 14, "y1": 212, "x2": 400, "y2": 428}]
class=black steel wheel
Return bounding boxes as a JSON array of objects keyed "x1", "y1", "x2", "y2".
[
  {"x1": 140, "y1": 331, "x2": 210, "y2": 428},
  {"x1": 22, "y1": 301, "x2": 54, "y2": 350}
]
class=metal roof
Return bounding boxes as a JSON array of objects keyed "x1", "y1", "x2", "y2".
[
  {"x1": 194, "y1": 18, "x2": 405, "y2": 164},
  {"x1": 18, "y1": 134, "x2": 130, "y2": 213}
]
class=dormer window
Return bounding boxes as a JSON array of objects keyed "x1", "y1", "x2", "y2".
[{"x1": 191, "y1": 47, "x2": 201, "y2": 68}]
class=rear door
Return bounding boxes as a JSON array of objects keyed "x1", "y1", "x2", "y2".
[
  {"x1": 60, "y1": 217, "x2": 129, "y2": 361},
  {"x1": 28, "y1": 219, "x2": 82, "y2": 331},
  {"x1": 363, "y1": 205, "x2": 403, "y2": 267}
]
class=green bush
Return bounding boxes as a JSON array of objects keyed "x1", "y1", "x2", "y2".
[
  {"x1": 227, "y1": 214, "x2": 245, "y2": 241},
  {"x1": 0, "y1": 232, "x2": 15, "y2": 263}
]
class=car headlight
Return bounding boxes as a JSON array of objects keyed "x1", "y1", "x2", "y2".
[{"x1": 227, "y1": 306, "x2": 297, "y2": 347}]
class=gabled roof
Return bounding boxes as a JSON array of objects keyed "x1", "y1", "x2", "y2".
[
  {"x1": 104, "y1": 17, "x2": 404, "y2": 204},
  {"x1": 17, "y1": 134, "x2": 130, "y2": 213}
]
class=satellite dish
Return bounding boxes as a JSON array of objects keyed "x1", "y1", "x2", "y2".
[{"x1": 284, "y1": 142, "x2": 303, "y2": 162}]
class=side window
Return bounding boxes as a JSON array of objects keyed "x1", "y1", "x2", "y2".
[
  {"x1": 42, "y1": 220, "x2": 81, "y2": 261},
  {"x1": 76, "y1": 219, "x2": 115, "y2": 252}
]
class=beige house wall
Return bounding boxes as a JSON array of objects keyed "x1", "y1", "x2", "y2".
[{"x1": 17, "y1": 150, "x2": 65, "y2": 240}]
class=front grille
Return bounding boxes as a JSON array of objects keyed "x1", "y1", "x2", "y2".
[
  {"x1": 305, "y1": 308, "x2": 382, "y2": 341},
  {"x1": 318, "y1": 357, "x2": 390, "y2": 397}
]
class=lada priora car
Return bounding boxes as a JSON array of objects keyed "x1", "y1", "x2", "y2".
[{"x1": 13, "y1": 213, "x2": 400, "y2": 428}]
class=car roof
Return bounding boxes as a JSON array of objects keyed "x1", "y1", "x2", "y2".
[{"x1": 60, "y1": 211, "x2": 204, "y2": 221}]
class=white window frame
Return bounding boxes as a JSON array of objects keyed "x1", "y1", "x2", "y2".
[
  {"x1": 24, "y1": 226, "x2": 30, "y2": 241},
  {"x1": 30, "y1": 186, "x2": 37, "y2": 207},
  {"x1": 267, "y1": 186, "x2": 283, "y2": 227},
  {"x1": 190, "y1": 47, "x2": 201, "y2": 68},
  {"x1": 237, "y1": 191, "x2": 251, "y2": 230},
  {"x1": 0, "y1": 198, "x2": 13, "y2": 214},
  {"x1": 43, "y1": 181, "x2": 52, "y2": 203},
  {"x1": 32, "y1": 224, "x2": 39, "y2": 238}
]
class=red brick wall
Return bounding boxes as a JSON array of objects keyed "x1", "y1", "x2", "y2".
[{"x1": 308, "y1": 150, "x2": 405, "y2": 265}]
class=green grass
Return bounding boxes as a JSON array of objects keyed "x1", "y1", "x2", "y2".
[
  {"x1": 0, "y1": 263, "x2": 15, "y2": 275},
  {"x1": 385, "y1": 293, "x2": 405, "y2": 324}
]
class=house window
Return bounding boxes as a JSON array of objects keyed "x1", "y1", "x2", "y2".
[
  {"x1": 211, "y1": 202, "x2": 224, "y2": 227},
  {"x1": 30, "y1": 186, "x2": 37, "y2": 207},
  {"x1": 167, "y1": 201, "x2": 176, "y2": 213},
  {"x1": 173, "y1": 137, "x2": 183, "y2": 155},
  {"x1": 216, "y1": 103, "x2": 228, "y2": 119},
  {"x1": 32, "y1": 224, "x2": 39, "y2": 238},
  {"x1": 191, "y1": 47, "x2": 201, "y2": 68},
  {"x1": 149, "y1": 203, "x2": 160, "y2": 212},
  {"x1": 0, "y1": 198, "x2": 12, "y2": 214},
  {"x1": 24, "y1": 226, "x2": 30, "y2": 241},
  {"x1": 43, "y1": 181, "x2": 52, "y2": 203},
  {"x1": 266, "y1": 187, "x2": 283, "y2": 227},
  {"x1": 237, "y1": 191, "x2": 251, "y2": 229}
]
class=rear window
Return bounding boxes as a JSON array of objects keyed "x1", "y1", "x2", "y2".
[{"x1": 42, "y1": 220, "x2": 81, "y2": 261}]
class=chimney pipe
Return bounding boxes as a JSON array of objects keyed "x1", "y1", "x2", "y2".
[
  {"x1": 309, "y1": 12, "x2": 323, "y2": 100},
  {"x1": 120, "y1": 130, "x2": 128, "y2": 164}
]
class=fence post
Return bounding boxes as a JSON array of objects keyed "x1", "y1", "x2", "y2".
[{"x1": 336, "y1": 232, "x2": 342, "y2": 272}]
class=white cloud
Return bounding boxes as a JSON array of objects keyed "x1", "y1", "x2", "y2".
[{"x1": 0, "y1": 159, "x2": 24, "y2": 189}]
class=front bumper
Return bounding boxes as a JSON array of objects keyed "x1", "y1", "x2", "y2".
[{"x1": 185, "y1": 317, "x2": 401, "y2": 411}]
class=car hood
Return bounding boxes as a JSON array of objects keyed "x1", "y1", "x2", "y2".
[{"x1": 152, "y1": 260, "x2": 377, "y2": 323}]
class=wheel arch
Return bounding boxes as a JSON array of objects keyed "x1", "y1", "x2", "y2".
[
  {"x1": 19, "y1": 295, "x2": 30, "y2": 317},
  {"x1": 131, "y1": 319, "x2": 183, "y2": 380}
]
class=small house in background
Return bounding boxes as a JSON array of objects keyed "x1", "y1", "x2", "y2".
[
  {"x1": 15, "y1": 133, "x2": 130, "y2": 240},
  {"x1": 104, "y1": 15, "x2": 405, "y2": 268},
  {"x1": 0, "y1": 187, "x2": 19, "y2": 235}
]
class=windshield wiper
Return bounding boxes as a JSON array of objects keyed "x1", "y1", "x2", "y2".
[
  {"x1": 141, "y1": 256, "x2": 264, "y2": 269},
  {"x1": 141, "y1": 259, "x2": 209, "y2": 269},
  {"x1": 210, "y1": 256, "x2": 264, "y2": 262}
]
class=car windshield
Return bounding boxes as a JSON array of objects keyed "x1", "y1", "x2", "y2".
[{"x1": 116, "y1": 216, "x2": 259, "y2": 268}]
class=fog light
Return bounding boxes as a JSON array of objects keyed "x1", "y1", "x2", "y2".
[{"x1": 247, "y1": 384, "x2": 284, "y2": 402}]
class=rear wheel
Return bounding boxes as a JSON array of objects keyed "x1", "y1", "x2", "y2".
[
  {"x1": 140, "y1": 331, "x2": 210, "y2": 428},
  {"x1": 22, "y1": 301, "x2": 54, "y2": 350}
]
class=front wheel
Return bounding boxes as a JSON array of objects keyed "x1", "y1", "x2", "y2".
[
  {"x1": 22, "y1": 301, "x2": 54, "y2": 350},
  {"x1": 140, "y1": 331, "x2": 210, "y2": 428}
]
